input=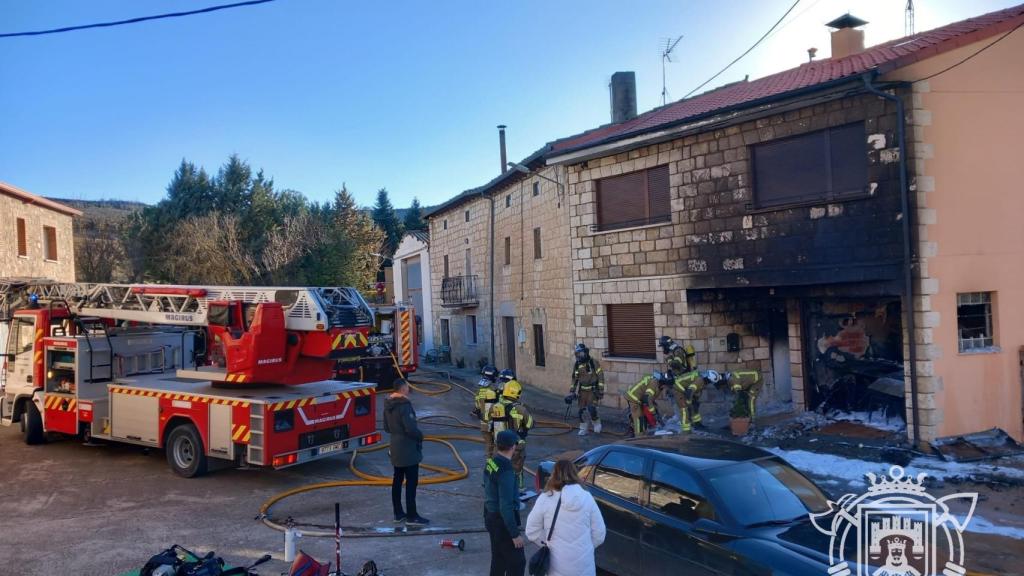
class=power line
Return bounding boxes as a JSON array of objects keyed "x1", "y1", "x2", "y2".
[
  {"x1": 683, "y1": 0, "x2": 801, "y2": 99},
  {"x1": 913, "y1": 19, "x2": 1023, "y2": 83},
  {"x1": 0, "y1": 0, "x2": 278, "y2": 39}
]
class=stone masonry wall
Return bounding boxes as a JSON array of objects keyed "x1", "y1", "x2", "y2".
[
  {"x1": 0, "y1": 194, "x2": 76, "y2": 281},
  {"x1": 493, "y1": 165, "x2": 574, "y2": 392},
  {"x1": 427, "y1": 195, "x2": 492, "y2": 369}
]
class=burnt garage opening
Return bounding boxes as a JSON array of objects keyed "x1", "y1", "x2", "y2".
[
  {"x1": 684, "y1": 286, "x2": 906, "y2": 422},
  {"x1": 803, "y1": 299, "x2": 905, "y2": 418}
]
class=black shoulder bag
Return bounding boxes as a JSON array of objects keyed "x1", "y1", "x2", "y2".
[{"x1": 528, "y1": 495, "x2": 562, "y2": 576}]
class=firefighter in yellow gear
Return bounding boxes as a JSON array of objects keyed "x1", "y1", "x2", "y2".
[
  {"x1": 624, "y1": 371, "x2": 670, "y2": 437},
  {"x1": 474, "y1": 365, "x2": 502, "y2": 458},
  {"x1": 489, "y1": 371, "x2": 534, "y2": 492},
  {"x1": 659, "y1": 336, "x2": 697, "y2": 372},
  {"x1": 571, "y1": 343, "x2": 605, "y2": 436},
  {"x1": 716, "y1": 370, "x2": 763, "y2": 423}
]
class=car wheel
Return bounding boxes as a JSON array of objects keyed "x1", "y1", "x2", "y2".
[
  {"x1": 23, "y1": 400, "x2": 44, "y2": 445},
  {"x1": 166, "y1": 423, "x2": 208, "y2": 478}
]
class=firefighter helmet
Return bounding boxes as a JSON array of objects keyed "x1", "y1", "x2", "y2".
[
  {"x1": 502, "y1": 379, "x2": 523, "y2": 400},
  {"x1": 480, "y1": 365, "x2": 498, "y2": 383},
  {"x1": 658, "y1": 335, "x2": 675, "y2": 354},
  {"x1": 498, "y1": 368, "x2": 516, "y2": 383},
  {"x1": 574, "y1": 343, "x2": 590, "y2": 362}
]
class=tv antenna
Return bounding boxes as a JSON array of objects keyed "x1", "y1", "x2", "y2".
[
  {"x1": 905, "y1": 0, "x2": 915, "y2": 36},
  {"x1": 661, "y1": 35, "x2": 683, "y2": 105}
]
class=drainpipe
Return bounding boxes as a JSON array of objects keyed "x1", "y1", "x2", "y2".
[
  {"x1": 862, "y1": 72, "x2": 920, "y2": 447},
  {"x1": 488, "y1": 193, "x2": 496, "y2": 365}
]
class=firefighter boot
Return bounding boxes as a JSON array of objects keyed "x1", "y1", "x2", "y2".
[
  {"x1": 593, "y1": 419, "x2": 603, "y2": 434},
  {"x1": 578, "y1": 422, "x2": 588, "y2": 436}
]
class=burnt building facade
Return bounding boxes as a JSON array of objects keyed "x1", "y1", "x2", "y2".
[{"x1": 552, "y1": 86, "x2": 910, "y2": 422}]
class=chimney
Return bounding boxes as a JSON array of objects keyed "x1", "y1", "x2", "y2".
[
  {"x1": 609, "y1": 71, "x2": 637, "y2": 124},
  {"x1": 498, "y1": 125, "x2": 507, "y2": 174},
  {"x1": 826, "y1": 14, "x2": 868, "y2": 59}
]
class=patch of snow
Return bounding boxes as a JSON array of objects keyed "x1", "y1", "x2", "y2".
[
  {"x1": 828, "y1": 410, "x2": 906, "y2": 433},
  {"x1": 768, "y1": 448, "x2": 1024, "y2": 487},
  {"x1": 960, "y1": 515, "x2": 1024, "y2": 540}
]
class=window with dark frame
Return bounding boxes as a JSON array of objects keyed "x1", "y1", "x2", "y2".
[
  {"x1": 648, "y1": 462, "x2": 716, "y2": 523},
  {"x1": 533, "y1": 324, "x2": 545, "y2": 367},
  {"x1": 957, "y1": 292, "x2": 995, "y2": 352},
  {"x1": 464, "y1": 209, "x2": 470, "y2": 222},
  {"x1": 532, "y1": 181, "x2": 540, "y2": 197},
  {"x1": 443, "y1": 219, "x2": 448, "y2": 230},
  {"x1": 593, "y1": 451, "x2": 645, "y2": 503},
  {"x1": 533, "y1": 227, "x2": 542, "y2": 259},
  {"x1": 506, "y1": 194, "x2": 511, "y2": 208},
  {"x1": 607, "y1": 303, "x2": 656, "y2": 359},
  {"x1": 466, "y1": 315, "x2": 478, "y2": 345},
  {"x1": 16, "y1": 218, "x2": 27, "y2": 257},
  {"x1": 443, "y1": 254, "x2": 449, "y2": 277},
  {"x1": 504, "y1": 236, "x2": 511, "y2": 266},
  {"x1": 752, "y1": 122, "x2": 868, "y2": 208},
  {"x1": 595, "y1": 164, "x2": 670, "y2": 231},
  {"x1": 43, "y1": 226, "x2": 57, "y2": 261}
]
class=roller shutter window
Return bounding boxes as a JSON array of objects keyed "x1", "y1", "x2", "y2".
[
  {"x1": 647, "y1": 164, "x2": 671, "y2": 220},
  {"x1": 596, "y1": 164, "x2": 670, "y2": 231},
  {"x1": 16, "y1": 218, "x2": 27, "y2": 257},
  {"x1": 753, "y1": 122, "x2": 867, "y2": 208},
  {"x1": 607, "y1": 303, "x2": 656, "y2": 359}
]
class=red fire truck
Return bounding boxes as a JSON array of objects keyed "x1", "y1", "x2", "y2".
[
  {"x1": 335, "y1": 303, "x2": 418, "y2": 391},
  {"x1": 0, "y1": 279, "x2": 382, "y2": 477}
]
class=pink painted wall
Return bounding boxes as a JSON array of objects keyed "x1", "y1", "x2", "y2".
[{"x1": 887, "y1": 31, "x2": 1024, "y2": 441}]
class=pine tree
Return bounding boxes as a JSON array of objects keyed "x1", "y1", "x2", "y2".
[
  {"x1": 371, "y1": 188, "x2": 404, "y2": 252},
  {"x1": 403, "y1": 197, "x2": 425, "y2": 231}
]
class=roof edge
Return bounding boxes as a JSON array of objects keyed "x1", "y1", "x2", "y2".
[{"x1": 0, "y1": 182, "x2": 83, "y2": 216}]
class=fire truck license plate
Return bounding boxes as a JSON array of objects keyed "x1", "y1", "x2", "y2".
[{"x1": 317, "y1": 442, "x2": 344, "y2": 455}]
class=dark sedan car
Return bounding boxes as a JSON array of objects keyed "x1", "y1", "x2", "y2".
[{"x1": 537, "y1": 436, "x2": 838, "y2": 576}]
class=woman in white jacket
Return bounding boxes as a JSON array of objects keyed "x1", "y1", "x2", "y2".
[{"x1": 525, "y1": 459, "x2": 607, "y2": 576}]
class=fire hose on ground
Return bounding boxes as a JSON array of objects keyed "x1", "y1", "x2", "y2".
[{"x1": 256, "y1": 356, "x2": 573, "y2": 539}]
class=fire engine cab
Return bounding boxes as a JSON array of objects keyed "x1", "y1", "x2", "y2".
[{"x1": 0, "y1": 280, "x2": 383, "y2": 477}]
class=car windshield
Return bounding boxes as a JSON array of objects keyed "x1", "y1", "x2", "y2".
[{"x1": 702, "y1": 457, "x2": 830, "y2": 527}]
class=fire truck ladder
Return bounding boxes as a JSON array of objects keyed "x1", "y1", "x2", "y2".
[{"x1": 0, "y1": 278, "x2": 374, "y2": 332}]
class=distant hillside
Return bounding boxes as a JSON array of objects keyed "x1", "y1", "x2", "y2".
[
  {"x1": 48, "y1": 198, "x2": 147, "y2": 282},
  {"x1": 50, "y1": 198, "x2": 148, "y2": 225}
]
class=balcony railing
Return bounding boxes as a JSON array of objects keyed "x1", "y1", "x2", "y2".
[{"x1": 441, "y1": 275, "x2": 479, "y2": 308}]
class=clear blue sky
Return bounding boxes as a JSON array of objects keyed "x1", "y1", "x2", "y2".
[{"x1": 0, "y1": 0, "x2": 1016, "y2": 208}]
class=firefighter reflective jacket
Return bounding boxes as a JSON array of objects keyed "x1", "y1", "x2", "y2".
[
  {"x1": 475, "y1": 384, "x2": 499, "y2": 423},
  {"x1": 667, "y1": 344, "x2": 696, "y2": 372},
  {"x1": 674, "y1": 370, "x2": 705, "y2": 399},
  {"x1": 572, "y1": 358, "x2": 605, "y2": 393},
  {"x1": 491, "y1": 398, "x2": 533, "y2": 440},
  {"x1": 625, "y1": 375, "x2": 661, "y2": 410}
]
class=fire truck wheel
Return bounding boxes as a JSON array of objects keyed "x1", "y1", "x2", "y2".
[
  {"x1": 166, "y1": 423, "x2": 208, "y2": 478},
  {"x1": 23, "y1": 400, "x2": 44, "y2": 445}
]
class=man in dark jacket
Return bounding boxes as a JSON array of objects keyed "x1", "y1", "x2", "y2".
[
  {"x1": 483, "y1": 430, "x2": 525, "y2": 576},
  {"x1": 383, "y1": 379, "x2": 428, "y2": 525}
]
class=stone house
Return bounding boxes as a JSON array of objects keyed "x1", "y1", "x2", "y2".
[
  {"x1": 424, "y1": 138, "x2": 575, "y2": 388},
  {"x1": 1, "y1": 181, "x2": 80, "y2": 282},
  {"x1": 545, "y1": 6, "x2": 1024, "y2": 445}
]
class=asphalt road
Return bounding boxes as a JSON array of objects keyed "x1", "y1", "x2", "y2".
[{"x1": 0, "y1": 384, "x2": 591, "y2": 576}]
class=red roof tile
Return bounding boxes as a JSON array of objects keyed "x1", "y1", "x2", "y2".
[{"x1": 552, "y1": 3, "x2": 1024, "y2": 154}]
